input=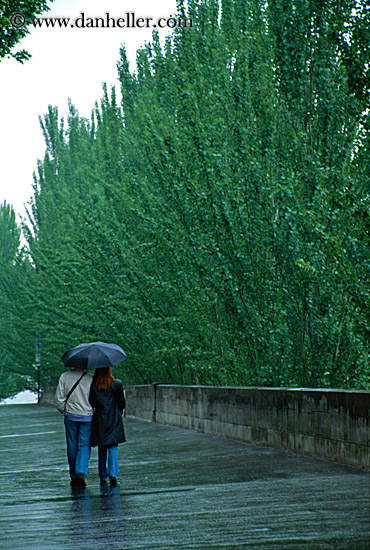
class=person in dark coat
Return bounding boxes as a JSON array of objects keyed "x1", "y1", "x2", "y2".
[{"x1": 89, "y1": 367, "x2": 126, "y2": 487}]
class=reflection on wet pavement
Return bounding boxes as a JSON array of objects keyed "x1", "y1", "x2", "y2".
[{"x1": 0, "y1": 404, "x2": 368, "y2": 549}]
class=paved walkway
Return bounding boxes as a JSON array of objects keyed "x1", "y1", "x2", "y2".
[{"x1": 0, "y1": 404, "x2": 368, "y2": 549}]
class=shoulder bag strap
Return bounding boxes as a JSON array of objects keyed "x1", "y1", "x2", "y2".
[{"x1": 64, "y1": 371, "x2": 87, "y2": 412}]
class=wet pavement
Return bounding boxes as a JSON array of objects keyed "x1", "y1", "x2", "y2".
[{"x1": 0, "y1": 404, "x2": 369, "y2": 550}]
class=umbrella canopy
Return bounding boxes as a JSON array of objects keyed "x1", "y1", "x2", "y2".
[{"x1": 61, "y1": 341, "x2": 127, "y2": 370}]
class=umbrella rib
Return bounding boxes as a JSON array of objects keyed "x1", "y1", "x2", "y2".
[{"x1": 86, "y1": 345, "x2": 113, "y2": 368}]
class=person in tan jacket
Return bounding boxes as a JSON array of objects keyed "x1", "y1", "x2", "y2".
[{"x1": 55, "y1": 368, "x2": 93, "y2": 488}]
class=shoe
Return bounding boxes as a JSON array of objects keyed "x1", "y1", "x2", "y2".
[
  {"x1": 75, "y1": 473, "x2": 86, "y2": 488},
  {"x1": 70, "y1": 478, "x2": 80, "y2": 487},
  {"x1": 109, "y1": 476, "x2": 117, "y2": 487}
]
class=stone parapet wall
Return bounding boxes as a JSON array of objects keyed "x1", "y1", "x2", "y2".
[
  {"x1": 124, "y1": 384, "x2": 155, "y2": 422},
  {"x1": 40, "y1": 386, "x2": 57, "y2": 405},
  {"x1": 124, "y1": 384, "x2": 370, "y2": 469}
]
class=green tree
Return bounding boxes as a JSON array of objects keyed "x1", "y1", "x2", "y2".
[
  {"x1": 9, "y1": 0, "x2": 370, "y2": 393},
  {"x1": 0, "y1": 0, "x2": 54, "y2": 62},
  {"x1": 0, "y1": 201, "x2": 30, "y2": 398},
  {"x1": 0, "y1": 200, "x2": 20, "y2": 261}
]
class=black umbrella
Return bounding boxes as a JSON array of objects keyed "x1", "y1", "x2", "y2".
[{"x1": 61, "y1": 341, "x2": 127, "y2": 370}]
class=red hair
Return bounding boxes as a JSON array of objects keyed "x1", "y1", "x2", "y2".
[{"x1": 93, "y1": 367, "x2": 115, "y2": 391}]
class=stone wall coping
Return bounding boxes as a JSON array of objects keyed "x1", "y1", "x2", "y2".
[{"x1": 126, "y1": 384, "x2": 370, "y2": 394}]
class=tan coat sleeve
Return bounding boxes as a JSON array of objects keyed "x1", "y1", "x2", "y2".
[{"x1": 55, "y1": 373, "x2": 66, "y2": 414}]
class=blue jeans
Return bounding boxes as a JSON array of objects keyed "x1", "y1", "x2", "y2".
[
  {"x1": 98, "y1": 445, "x2": 119, "y2": 481},
  {"x1": 64, "y1": 417, "x2": 92, "y2": 479}
]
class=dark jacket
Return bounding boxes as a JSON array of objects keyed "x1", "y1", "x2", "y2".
[{"x1": 89, "y1": 378, "x2": 126, "y2": 447}]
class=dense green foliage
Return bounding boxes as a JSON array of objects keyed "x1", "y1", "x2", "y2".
[
  {"x1": 1, "y1": 0, "x2": 369, "y2": 397},
  {"x1": 0, "y1": 201, "x2": 28, "y2": 398},
  {"x1": 0, "y1": 0, "x2": 53, "y2": 62}
]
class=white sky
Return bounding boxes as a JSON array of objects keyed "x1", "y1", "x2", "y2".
[{"x1": 0, "y1": 0, "x2": 177, "y2": 220}]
